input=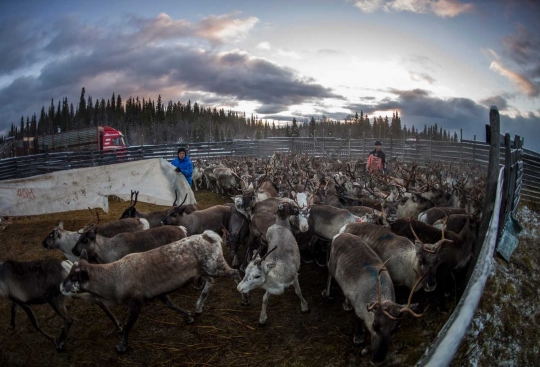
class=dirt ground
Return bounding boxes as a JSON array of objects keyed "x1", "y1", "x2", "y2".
[{"x1": 0, "y1": 191, "x2": 454, "y2": 367}]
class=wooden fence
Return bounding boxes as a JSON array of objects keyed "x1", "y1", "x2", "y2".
[
  {"x1": 0, "y1": 132, "x2": 539, "y2": 203},
  {"x1": 417, "y1": 106, "x2": 525, "y2": 366}
]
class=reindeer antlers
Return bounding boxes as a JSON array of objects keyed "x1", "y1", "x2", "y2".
[
  {"x1": 399, "y1": 269, "x2": 429, "y2": 318},
  {"x1": 253, "y1": 244, "x2": 277, "y2": 265},
  {"x1": 367, "y1": 258, "x2": 391, "y2": 312},
  {"x1": 78, "y1": 207, "x2": 101, "y2": 234},
  {"x1": 409, "y1": 216, "x2": 452, "y2": 254}
]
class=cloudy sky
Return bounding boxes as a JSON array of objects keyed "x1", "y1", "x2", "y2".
[{"x1": 1, "y1": 0, "x2": 539, "y2": 149}]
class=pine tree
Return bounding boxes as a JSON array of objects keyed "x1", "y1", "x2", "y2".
[
  {"x1": 213, "y1": 122, "x2": 220, "y2": 142},
  {"x1": 78, "y1": 88, "x2": 86, "y2": 128},
  {"x1": 291, "y1": 118, "x2": 299, "y2": 137},
  {"x1": 309, "y1": 116, "x2": 316, "y2": 136},
  {"x1": 285, "y1": 123, "x2": 291, "y2": 137}
]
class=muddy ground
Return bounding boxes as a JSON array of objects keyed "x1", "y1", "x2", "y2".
[{"x1": 0, "y1": 191, "x2": 456, "y2": 367}]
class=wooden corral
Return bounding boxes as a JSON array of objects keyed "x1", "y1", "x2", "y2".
[{"x1": 0, "y1": 191, "x2": 456, "y2": 367}]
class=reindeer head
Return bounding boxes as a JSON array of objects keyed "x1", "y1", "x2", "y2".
[
  {"x1": 222, "y1": 218, "x2": 246, "y2": 256},
  {"x1": 60, "y1": 250, "x2": 91, "y2": 296},
  {"x1": 161, "y1": 205, "x2": 188, "y2": 225},
  {"x1": 236, "y1": 246, "x2": 277, "y2": 293},
  {"x1": 409, "y1": 217, "x2": 453, "y2": 292},
  {"x1": 42, "y1": 221, "x2": 70, "y2": 250},
  {"x1": 119, "y1": 190, "x2": 139, "y2": 219},
  {"x1": 366, "y1": 260, "x2": 425, "y2": 364}
]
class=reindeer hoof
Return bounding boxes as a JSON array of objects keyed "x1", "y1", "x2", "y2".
[
  {"x1": 353, "y1": 335, "x2": 365, "y2": 345},
  {"x1": 301, "y1": 308, "x2": 310, "y2": 315},
  {"x1": 258, "y1": 321, "x2": 267, "y2": 327},
  {"x1": 8, "y1": 325, "x2": 15, "y2": 331},
  {"x1": 185, "y1": 316, "x2": 195, "y2": 325},
  {"x1": 361, "y1": 347, "x2": 370, "y2": 356},
  {"x1": 54, "y1": 341, "x2": 65, "y2": 352},
  {"x1": 116, "y1": 327, "x2": 124, "y2": 335},
  {"x1": 195, "y1": 310, "x2": 203, "y2": 316},
  {"x1": 321, "y1": 290, "x2": 334, "y2": 300},
  {"x1": 116, "y1": 344, "x2": 129, "y2": 354}
]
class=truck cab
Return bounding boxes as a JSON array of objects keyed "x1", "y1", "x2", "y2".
[{"x1": 100, "y1": 126, "x2": 127, "y2": 150}]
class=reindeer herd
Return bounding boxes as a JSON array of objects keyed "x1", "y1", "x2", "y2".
[{"x1": 0, "y1": 153, "x2": 486, "y2": 364}]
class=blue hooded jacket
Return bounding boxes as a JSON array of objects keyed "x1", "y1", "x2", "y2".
[{"x1": 171, "y1": 154, "x2": 193, "y2": 186}]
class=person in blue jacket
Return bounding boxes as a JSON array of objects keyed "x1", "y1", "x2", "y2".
[{"x1": 170, "y1": 147, "x2": 193, "y2": 186}]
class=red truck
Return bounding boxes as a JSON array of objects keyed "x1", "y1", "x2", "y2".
[
  {"x1": 2, "y1": 126, "x2": 126, "y2": 157},
  {"x1": 36, "y1": 126, "x2": 127, "y2": 153}
]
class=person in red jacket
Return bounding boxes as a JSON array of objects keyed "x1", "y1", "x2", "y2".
[{"x1": 366, "y1": 141, "x2": 386, "y2": 174}]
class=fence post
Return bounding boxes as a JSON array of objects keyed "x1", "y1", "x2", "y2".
[
  {"x1": 323, "y1": 128, "x2": 325, "y2": 156},
  {"x1": 348, "y1": 129, "x2": 351, "y2": 160},
  {"x1": 403, "y1": 135, "x2": 405, "y2": 163},
  {"x1": 473, "y1": 135, "x2": 476, "y2": 164},
  {"x1": 459, "y1": 128, "x2": 463, "y2": 168},
  {"x1": 430, "y1": 136, "x2": 432, "y2": 161},
  {"x1": 362, "y1": 132, "x2": 365, "y2": 158},
  {"x1": 390, "y1": 133, "x2": 393, "y2": 160},
  {"x1": 498, "y1": 133, "x2": 511, "y2": 239},
  {"x1": 466, "y1": 106, "x2": 500, "y2": 284}
]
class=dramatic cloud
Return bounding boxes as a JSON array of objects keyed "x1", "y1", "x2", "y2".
[
  {"x1": 351, "y1": 0, "x2": 474, "y2": 17},
  {"x1": 347, "y1": 88, "x2": 488, "y2": 136},
  {"x1": 195, "y1": 13, "x2": 259, "y2": 43},
  {"x1": 489, "y1": 60, "x2": 539, "y2": 98},
  {"x1": 345, "y1": 88, "x2": 540, "y2": 150},
  {"x1": 486, "y1": 26, "x2": 540, "y2": 98},
  {"x1": 0, "y1": 19, "x2": 48, "y2": 74},
  {"x1": 0, "y1": 13, "x2": 339, "y2": 132},
  {"x1": 479, "y1": 95, "x2": 509, "y2": 111}
]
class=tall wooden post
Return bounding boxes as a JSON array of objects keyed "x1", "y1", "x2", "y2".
[{"x1": 465, "y1": 106, "x2": 500, "y2": 284}]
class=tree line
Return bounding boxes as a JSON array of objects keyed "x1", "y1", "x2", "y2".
[{"x1": 1, "y1": 88, "x2": 460, "y2": 146}]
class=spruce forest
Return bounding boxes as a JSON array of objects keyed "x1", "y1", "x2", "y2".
[{"x1": 1, "y1": 88, "x2": 460, "y2": 146}]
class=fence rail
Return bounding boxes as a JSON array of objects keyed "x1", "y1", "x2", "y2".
[{"x1": 0, "y1": 136, "x2": 539, "y2": 202}]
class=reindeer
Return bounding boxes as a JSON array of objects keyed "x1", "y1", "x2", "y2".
[
  {"x1": 238, "y1": 203, "x2": 310, "y2": 325},
  {"x1": 0, "y1": 259, "x2": 73, "y2": 351},
  {"x1": 61, "y1": 231, "x2": 248, "y2": 353},
  {"x1": 72, "y1": 225, "x2": 188, "y2": 264},
  {"x1": 161, "y1": 204, "x2": 231, "y2": 236},
  {"x1": 222, "y1": 203, "x2": 250, "y2": 267},
  {"x1": 339, "y1": 222, "x2": 444, "y2": 293},
  {"x1": 191, "y1": 166, "x2": 204, "y2": 191},
  {"x1": 42, "y1": 216, "x2": 150, "y2": 262},
  {"x1": 325, "y1": 233, "x2": 425, "y2": 364},
  {"x1": 120, "y1": 191, "x2": 196, "y2": 227}
]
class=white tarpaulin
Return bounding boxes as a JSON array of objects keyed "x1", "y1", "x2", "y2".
[{"x1": 0, "y1": 158, "x2": 195, "y2": 216}]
